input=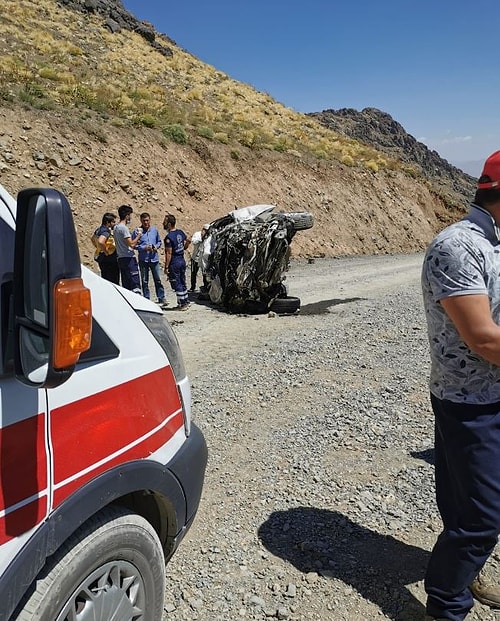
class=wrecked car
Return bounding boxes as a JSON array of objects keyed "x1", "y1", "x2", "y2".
[{"x1": 200, "y1": 205, "x2": 313, "y2": 314}]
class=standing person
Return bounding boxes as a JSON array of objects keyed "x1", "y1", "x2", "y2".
[
  {"x1": 163, "y1": 214, "x2": 190, "y2": 310},
  {"x1": 114, "y1": 204, "x2": 142, "y2": 294},
  {"x1": 189, "y1": 224, "x2": 209, "y2": 292},
  {"x1": 421, "y1": 150, "x2": 500, "y2": 621},
  {"x1": 133, "y1": 212, "x2": 166, "y2": 306},
  {"x1": 94, "y1": 212, "x2": 119, "y2": 285}
]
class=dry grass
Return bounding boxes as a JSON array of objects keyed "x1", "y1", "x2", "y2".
[{"x1": 0, "y1": 0, "x2": 405, "y2": 174}]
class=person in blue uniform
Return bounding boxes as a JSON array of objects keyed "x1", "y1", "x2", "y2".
[{"x1": 163, "y1": 214, "x2": 191, "y2": 310}]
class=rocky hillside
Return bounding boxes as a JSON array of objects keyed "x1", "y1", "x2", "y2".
[
  {"x1": 0, "y1": 0, "x2": 474, "y2": 268},
  {"x1": 309, "y1": 107, "x2": 476, "y2": 202}
]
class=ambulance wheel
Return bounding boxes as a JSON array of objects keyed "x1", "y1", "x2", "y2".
[{"x1": 13, "y1": 505, "x2": 165, "y2": 621}]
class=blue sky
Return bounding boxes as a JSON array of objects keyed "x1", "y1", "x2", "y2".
[{"x1": 122, "y1": 0, "x2": 498, "y2": 176}]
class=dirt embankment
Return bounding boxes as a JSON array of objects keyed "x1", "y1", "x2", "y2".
[{"x1": 0, "y1": 105, "x2": 465, "y2": 270}]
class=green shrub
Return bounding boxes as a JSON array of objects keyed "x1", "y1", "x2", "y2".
[
  {"x1": 365, "y1": 159, "x2": 379, "y2": 173},
  {"x1": 0, "y1": 87, "x2": 14, "y2": 102},
  {"x1": 21, "y1": 83, "x2": 45, "y2": 99},
  {"x1": 402, "y1": 164, "x2": 421, "y2": 178},
  {"x1": 162, "y1": 123, "x2": 187, "y2": 144},
  {"x1": 273, "y1": 142, "x2": 287, "y2": 153},
  {"x1": 214, "y1": 132, "x2": 229, "y2": 144},
  {"x1": 38, "y1": 66, "x2": 59, "y2": 81},
  {"x1": 139, "y1": 114, "x2": 157, "y2": 128},
  {"x1": 197, "y1": 126, "x2": 214, "y2": 139},
  {"x1": 230, "y1": 149, "x2": 240, "y2": 160}
]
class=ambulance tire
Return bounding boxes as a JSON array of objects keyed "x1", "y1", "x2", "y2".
[{"x1": 12, "y1": 505, "x2": 166, "y2": 621}]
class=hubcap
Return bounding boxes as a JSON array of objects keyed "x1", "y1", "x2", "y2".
[{"x1": 56, "y1": 560, "x2": 146, "y2": 621}]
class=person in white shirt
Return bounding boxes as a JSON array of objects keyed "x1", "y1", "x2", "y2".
[{"x1": 189, "y1": 224, "x2": 209, "y2": 292}]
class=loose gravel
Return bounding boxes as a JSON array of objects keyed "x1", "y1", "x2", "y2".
[{"x1": 162, "y1": 254, "x2": 500, "y2": 621}]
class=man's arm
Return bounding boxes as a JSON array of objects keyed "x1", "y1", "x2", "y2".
[
  {"x1": 164, "y1": 246, "x2": 172, "y2": 272},
  {"x1": 125, "y1": 232, "x2": 142, "y2": 248},
  {"x1": 97, "y1": 233, "x2": 108, "y2": 252},
  {"x1": 441, "y1": 294, "x2": 500, "y2": 365}
]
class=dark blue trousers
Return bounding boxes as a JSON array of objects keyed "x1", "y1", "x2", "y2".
[
  {"x1": 168, "y1": 257, "x2": 189, "y2": 307},
  {"x1": 117, "y1": 256, "x2": 141, "y2": 293},
  {"x1": 425, "y1": 394, "x2": 500, "y2": 620}
]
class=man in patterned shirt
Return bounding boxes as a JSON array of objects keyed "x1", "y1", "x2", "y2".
[{"x1": 421, "y1": 151, "x2": 500, "y2": 620}]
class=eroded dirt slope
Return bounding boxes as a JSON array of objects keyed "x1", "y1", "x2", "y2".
[{"x1": 0, "y1": 105, "x2": 466, "y2": 270}]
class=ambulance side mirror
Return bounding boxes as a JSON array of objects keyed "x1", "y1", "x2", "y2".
[{"x1": 13, "y1": 188, "x2": 92, "y2": 388}]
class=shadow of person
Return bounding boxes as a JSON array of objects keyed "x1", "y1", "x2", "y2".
[
  {"x1": 299, "y1": 297, "x2": 365, "y2": 316},
  {"x1": 410, "y1": 448, "x2": 435, "y2": 466},
  {"x1": 258, "y1": 507, "x2": 429, "y2": 620}
]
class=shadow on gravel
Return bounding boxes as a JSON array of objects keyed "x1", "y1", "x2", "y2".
[
  {"x1": 299, "y1": 297, "x2": 365, "y2": 315},
  {"x1": 186, "y1": 294, "x2": 366, "y2": 316},
  {"x1": 411, "y1": 448, "x2": 435, "y2": 466},
  {"x1": 258, "y1": 507, "x2": 427, "y2": 620}
]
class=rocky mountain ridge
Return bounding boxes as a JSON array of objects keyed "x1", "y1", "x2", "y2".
[
  {"x1": 309, "y1": 107, "x2": 476, "y2": 200},
  {"x1": 58, "y1": 0, "x2": 174, "y2": 55}
]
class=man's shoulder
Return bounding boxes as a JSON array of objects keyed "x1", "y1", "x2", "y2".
[
  {"x1": 429, "y1": 219, "x2": 481, "y2": 249},
  {"x1": 115, "y1": 222, "x2": 129, "y2": 235},
  {"x1": 96, "y1": 225, "x2": 109, "y2": 236}
]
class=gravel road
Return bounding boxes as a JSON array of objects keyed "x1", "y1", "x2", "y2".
[{"x1": 162, "y1": 254, "x2": 500, "y2": 621}]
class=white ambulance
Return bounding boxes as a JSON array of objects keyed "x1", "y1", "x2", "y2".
[{"x1": 0, "y1": 184, "x2": 207, "y2": 620}]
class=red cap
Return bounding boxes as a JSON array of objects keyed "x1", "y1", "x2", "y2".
[{"x1": 478, "y1": 151, "x2": 500, "y2": 189}]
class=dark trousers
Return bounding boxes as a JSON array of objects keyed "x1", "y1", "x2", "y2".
[
  {"x1": 117, "y1": 256, "x2": 141, "y2": 293},
  {"x1": 190, "y1": 259, "x2": 200, "y2": 290},
  {"x1": 425, "y1": 394, "x2": 500, "y2": 620},
  {"x1": 168, "y1": 258, "x2": 189, "y2": 307},
  {"x1": 99, "y1": 259, "x2": 119, "y2": 285}
]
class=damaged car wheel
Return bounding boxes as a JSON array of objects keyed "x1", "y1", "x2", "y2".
[
  {"x1": 269, "y1": 296, "x2": 301, "y2": 314},
  {"x1": 281, "y1": 212, "x2": 314, "y2": 231}
]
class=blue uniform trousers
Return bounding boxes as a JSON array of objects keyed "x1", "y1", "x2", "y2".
[
  {"x1": 168, "y1": 257, "x2": 189, "y2": 307},
  {"x1": 118, "y1": 256, "x2": 141, "y2": 293},
  {"x1": 425, "y1": 394, "x2": 500, "y2": 620}
]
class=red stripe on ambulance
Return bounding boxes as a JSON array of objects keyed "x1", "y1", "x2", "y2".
[
  {"x1": 0, "y1": 414, "x2": 48, "y2": 543},
  {"x1": 50, "y1": 366, "x2": 184, "y2": 506}
]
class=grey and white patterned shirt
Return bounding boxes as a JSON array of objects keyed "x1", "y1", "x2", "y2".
[{"x1": 421, "y1": 204, "x2": 500, "y2": 403}]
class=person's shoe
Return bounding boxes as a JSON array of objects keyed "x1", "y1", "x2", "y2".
[
  {"x1": 470, "y1": 572, "x2": 500, "y2": 608},
  {"x1": 178, "y1": 304, "x2": 190, "y2": 311},
  {"x1": 188, "y1": 287, "x2": 196, "y2": 292}
]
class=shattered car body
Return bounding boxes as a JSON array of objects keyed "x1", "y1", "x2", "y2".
[{"x1": 201, "y1": 205, "x2": 313, "y2": 314}]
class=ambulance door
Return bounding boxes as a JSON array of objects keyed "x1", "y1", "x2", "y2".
[{"x1": 0, "y1": 381, "x2": 49, "y2": 560}]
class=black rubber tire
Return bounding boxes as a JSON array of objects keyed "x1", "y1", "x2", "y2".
[
  {"x1": 269, "y1": 296, "x2": 301, "y2": 314},
  {"x1": 12, "y1": 506, "x2": 165, "y2": 621}
]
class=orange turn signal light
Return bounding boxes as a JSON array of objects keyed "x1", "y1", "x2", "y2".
[{"x1": 53, "y1": 278, "x2": 92, "y2": 369}]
